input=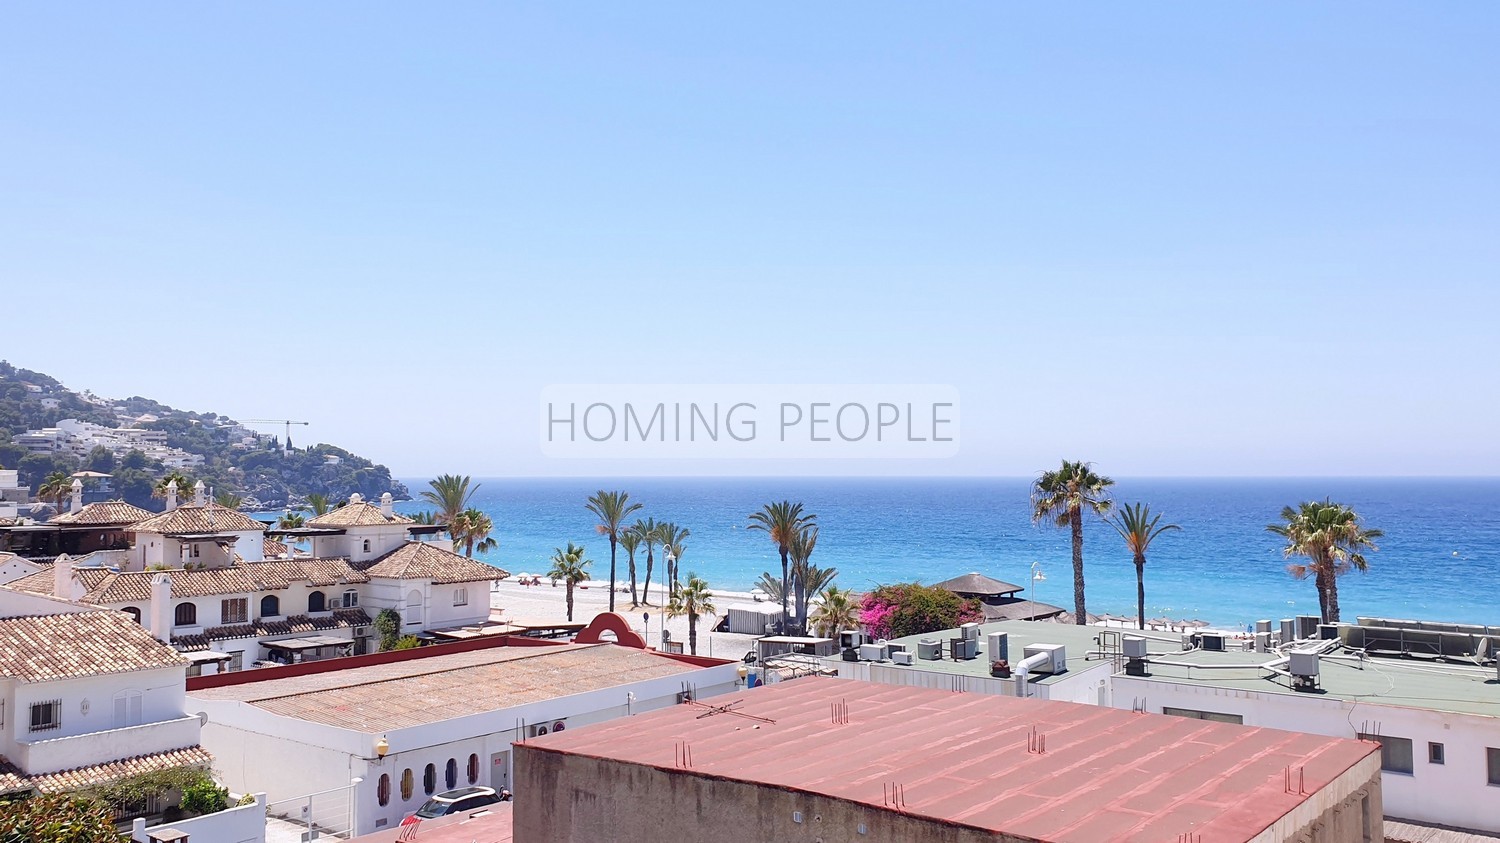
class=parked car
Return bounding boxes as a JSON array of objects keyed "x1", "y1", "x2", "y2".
[{"x1": 410, "y1": 786, "x2": 503, "y2": 819}]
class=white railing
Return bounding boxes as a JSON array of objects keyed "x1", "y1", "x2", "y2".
[{"x1": 266, "y1": 782, "x2": 356, "y2": 840}]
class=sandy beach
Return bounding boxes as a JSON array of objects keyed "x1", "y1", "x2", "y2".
[{"x1": 488, "y1": 577, "x2": 765, "y2": 661}]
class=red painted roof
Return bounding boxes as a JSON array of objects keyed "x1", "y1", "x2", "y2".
[{"x1": 524, "y1": 677, "x2": 1378, "y2": 843}]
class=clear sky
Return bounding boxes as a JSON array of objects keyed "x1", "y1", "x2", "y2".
[{"x1": 3, "y1": 4, "x2": 1497, "y2": 477}]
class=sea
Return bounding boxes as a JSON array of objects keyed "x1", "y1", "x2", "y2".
[{"x1": 388, "y1": 477, "x2": 1500, "y2": 632}]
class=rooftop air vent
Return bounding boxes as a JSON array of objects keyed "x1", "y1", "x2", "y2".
[
  {"x1": 1022, "y1": 643, "x2": 1067, "y2": 675},
  {"x1": 916, "y1": 639, "x2": 941, "y2": 660},
  {"x1": 1199, "y1": 633, "x2": 1226, "y2": 652},
  {"x1": 1289, "y1": 651, "x2": 1320, "y2": 691}
]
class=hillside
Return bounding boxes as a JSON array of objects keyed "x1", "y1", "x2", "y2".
[{"x1": 0, "y1": 360, "x2": 409, "y2": 511}]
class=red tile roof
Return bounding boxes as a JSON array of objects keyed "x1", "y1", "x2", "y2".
[
  {"x1": 358, "y1": 542, "x2": 508, "y2": 584},
  {"x1": 173, "y1": 608, "x2": 371, "y2": 651},
  {"x1": 49, "y1": 501, "x2": 154, "y2": 527},
  {"x1": 0, "y1": 611, "x2": 187, "y2": 681},
  {"x1": 0, "y1": 746, "x2": 212, "y2": 795},
  {"x1": 307, "y1": 500, "x2": 414, "y2": 527},
  {"x1": 524, "y1": 677, "x2": 1381, "y2": 843},
  {"x1": 9, "y1": 559, "x2": 368, "y2": 603},
  {"x1": 131, "y1": 504, "x2": 265, "y2": 535}
]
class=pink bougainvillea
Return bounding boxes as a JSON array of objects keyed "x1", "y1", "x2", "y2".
[{"x1": 855, "y1": 583, "x2": 983, "y2": 640}]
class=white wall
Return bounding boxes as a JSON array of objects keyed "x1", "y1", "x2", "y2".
[
  {"x1": 4, "y1": 666, "x2": 196, "y2": 773},
  {"x1": 133, "y1": 792, "x2": 266, "y2": 843},
  {"x1": 1110, "y1": 674, "x2": 1500, "y2": 834}
]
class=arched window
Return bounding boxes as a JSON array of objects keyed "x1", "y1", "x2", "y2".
[
  {"x1": 260, "y1": 595, "x2": 280, "y2": 618},
  {"x1": 308, "y1": 591, "x2": 326, "y2": 613},
  {"x1": 174, "y1": 603, "x2": 196, "y2": 626},
  {"x1": 400, "y1": 768, "x2": 414, "y2": 801},
  {"x1": 123, "y1": 607, "x2": 142, "y2": 624},
  {"x1": 362, "y1": 539, "x2": 371, "y2": 553},
  {"x1": 376, "y1": 774, "x2": 390, "y2": 807},
  {"x1": 405, "y1": 590, "x2": 422, "y2": 624},
  {"x1": 467, "y1": 754, "x2": 479, "y2": 785},
  {"x1": 423, "y1": 763, "x2": 436, "y2": 795},
  {"x1": 445, "y1": 758, "x2": 458, "y2": 790}
]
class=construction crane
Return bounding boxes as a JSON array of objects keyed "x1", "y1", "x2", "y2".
[{"x1": 239, "y1": 419, "x2": 310, "y2": 454}]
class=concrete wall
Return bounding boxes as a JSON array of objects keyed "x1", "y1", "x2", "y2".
[
  {"x1": 3, "y1": 666, "x2": 193, "y2": 771},
  {"x1": 133, "y1": 792, "x2": 267, "y2": 843},
  {"x1": 515, "y1": 748, "x2": 1010, "y2": 843},
  {"x1": 1111, "y1": 674, "x2": 1497, "y2": 833}
]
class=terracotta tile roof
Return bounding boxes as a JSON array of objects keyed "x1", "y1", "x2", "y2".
[
  {"x1": 131, "y1": 503, "x2": 265, "y2": 535},
  {"x1": 172, "y1": 608, "x2": 372, "y2": 651},
  {"x1": 0, "y1": 746, "x2": 213, "y2": 795},
  {"x1": 307, "y1": 500, "x2": 414, "y2": 527},
  {"x1": 49, "y1": 501, "x2": 154, "y2": 527},
  {"x1": 0, "y1": 611, "x2": 187, "y2": 681},
  {"x1": 190, "y1": 644, "x2": 694, "y2": 731},
  {"x1": 263, "y1": 537, "x2": 291, "y2": 557},
  {"x1": 358, "y1": 542, "x2": 509, "y2": 585},
  {"x1": 8, "y1": 559, "x2": 368, "y2": 603}
]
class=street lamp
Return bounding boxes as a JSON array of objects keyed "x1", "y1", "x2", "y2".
[
  {"x1": 665, "y1": 552, "x2": 677, "y2": 596},
  {"x1": 1030, "y1": 561, "x2": 1045, "y2": 612}
]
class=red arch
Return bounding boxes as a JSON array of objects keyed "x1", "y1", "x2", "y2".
[{"x1": 574, "y1": 612, "x2": 647, "y2": 648}]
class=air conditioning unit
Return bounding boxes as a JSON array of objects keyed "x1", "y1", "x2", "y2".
[
  {"x1": 987, "y1": 632, "x2": 1009, "y2": 662},
  {"x1": 885, "y1": 642, "x2": 907, "y2": 655},
  {"x1": 960, "y1": 622, "x2": 980, "y2": 641},
  {"x1": 676, "y1": 690, "x2": 695, "y2": 704},
  {"x1": 839, "y1": 630, "x2": 865, "y2": 649},
  {"x1": 1279, "y1": 618, "x2": 1297, "y2": 643},
  {"x1": 1289, "y1": 651, "x2": 1320, "y2": 691},
  {"x1": 1022, "y1": 643, "x2": 1067, "y2": 675},
  {"x1": 1255, "y1": 619, "x2": 1273, "y2": 634},
  {"x1": 1181, "y1": 633, "x2": 1196, "y2": 651},
  {"x1": 858, "y1": 643, "x2": 887, "y2": 661},
  {"x1": 527, "y1": 718, "x2": 567, "y2": 738},
  {"x1": 1317, "y1": 624, "x2": 1340, "y2": 641},
  {"x1": 1122, "y1": 636, "x2": 1148, "y2": 659},
  {"x1": 891, "y1": 651, "x2": 914, "y2": 666},
  {"x1": 1254, "y1": 632, "x2": 1271, "y2": 653},
  {"x1": 1199, "y1": 633, "x2": 1226, "y2": 652},
  {"x1": 1296, "y1": 615, "x2": 1321, "y2": 640},
  {"x1": 916, "y1": 639, "x2": 941, "y2": 660}
]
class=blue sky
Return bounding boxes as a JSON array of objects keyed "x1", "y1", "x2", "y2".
[{"x1": 2, "y1": 4, "x2": 1496, "y2": 477}]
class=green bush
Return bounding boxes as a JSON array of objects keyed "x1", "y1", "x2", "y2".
[
  {"x1": 0, "y1": 794, "x2": 119, "y2": 843},
  {"x1": 392, "y1": 635, "x2": 421, "y2": 651},
  {"x1": 180, "y1": 776, "x2": 229, "y2": 815}
]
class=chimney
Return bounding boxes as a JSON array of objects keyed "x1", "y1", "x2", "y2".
[
  {"x1": 165, "y1": 483, "x2": 178, "y2": 511},
  {"x1": 52, "y1": 553, "x2": 73, "y2": 599},
  {"x1": 192, "y1": 480, "x2": 206, "y2": 507},
  {"x1": 349, "y1": 492, "x2": 364, "y2": 506},
  {"x1": 380, "y1": 492, "x2": 394, "y2": 516},
  {"x1": 69, "y1": 478, "x2": 84, "y2": 514},
  {"x1": 149, "y1": 573, "x2": 173, "y2": 642}
]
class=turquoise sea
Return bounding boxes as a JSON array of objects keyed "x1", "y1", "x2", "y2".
[{"x1": 392, "y1": 477, "x2": 1500, "y2": 631}]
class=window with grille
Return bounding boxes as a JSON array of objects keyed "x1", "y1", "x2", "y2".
[
  {"x1": 174, "y1": 602, "x2": 197, "y2": 626},
  {"x1": 445, "y1": 758, "x2": 458, "y2": 790},
  {"x1": 400, "y1": 768, "x2": 414, "y2": 801},
  {"x1": 377, "y1": 774, "x2": 391, "y2": 807},
  {"x1": 423, "y1": 763, "x2": 436, "y2": 795},
  {"x1": 222, "y1": 598, "x2": 248, "y2": 624},
  {"x1": 467, "y1": 754, "x2": 479, "y2": 784},
  {"x1": 29, "y1": 700, "x2": 60, "y2": 732},
  {"x1": 1488, "y1": 747, "x2": 1500, "y2": 786}
]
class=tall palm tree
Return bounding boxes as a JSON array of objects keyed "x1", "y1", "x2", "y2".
[
  {"x1": 451, "y1": 508, "x2": 499, "y2": 557},
  {"x1": 37, "y1": 472, "x2": 72, "y2": 514},
  {"x1": 667, "y1": 573, "x2": 716, "y2": 656},
  {"x1": 421, "y1": 474, "x2": 478, "y2": 525},
  {"x1": 276, "y1": 511, "x2": 306, "y2": 530},
  {"x1": 151, "y1": 472, "x2": 193, "y2": 505},
  {"x1": 1108, "y1": 502, "x2": 1181, "y2": 630},
  {"x1": 546, "y1": 542, "x2": 593, "y2": 622},
  {"x1": 407, "y1": 510, "x2": 438, "y2": 525},
  {"x1": 810, "y1": 586, "x2": 859, "y2": 637},
  {"x1": 585, "y1": 491, "x2": 642, "y2": 613},
  {"x1": 305, "y1": 493, "x2": 333, "y2": 516},
  {"x1": 630, "y1": 518, "x2": 664, "y2": 606},
  {"x1": 214, "y1": 491, "x2": 244, "y2": 509},
  {"x1": 788, "y1": 526, "x2": 822, "y2": 634},
  {"x1": 619, "y1": 530, "x2": 643, "y2": 607},
  {"x1": 1031, "y1": 461, "x2": 1114, "y2": 625},
  {"x1": 752, "y1": 572, "x2": 786, "y2": 605},
  {"x1": 657, "y1": 523, "x2": 689, "y2": 598},
  {"x1": 1268, "y1": 500, "x2": 1382, "y2": 623},
  {"x1": 747, "y1": 501, "x2": 815, "y2": 634}
]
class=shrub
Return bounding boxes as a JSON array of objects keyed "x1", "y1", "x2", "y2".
[
  {"x1": 392, "y1": 635, "x2": 421, "y2": 651},
  {"x1": 0, "y1": 794, "x2": 119, "y2": 843},
  {"x1": 858, "y1": 583, "x2": 982, "y2": 640},
  {"x1": 180, "y1": 776, "x2": 229, "y2": 815}
]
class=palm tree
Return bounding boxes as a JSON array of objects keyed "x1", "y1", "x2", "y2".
[
  {"x1": 214, "y1": 491, "x2": 244, "y2": 509},
  {"x1": 407, "y1": 510, "x2": 438, "y2": 525},
  {"x1": 546, "y1": 542, "x2": 593, "y2": 622},
  {"x1": 667, "y1": 573, "x2": 716, "y2": 656},
  {"x1": 1108, "y1": 502, "x2": 1181, "y2": 630},
  {"x1": 151, "y1": 472, "x2": 193, "y2": 505},
  {"x1": 788, "y1": 526, "x2": 823, "y2": 634},
  {"x1": 276, "y1": 511, "x2": 306, "y2": 530},
  {"x1": 752, "y1": 572, "x2": 786, "y2": 605},
  {"x1": 630, "y1": 518, "x2": 664, "y2": 605},
  {"x1": 451, "y1": 508, "x2": 499, "y2": 557},
  {"x1": 747, "y1": 501, "x2": 816, "y2": 634},
  {"x1": 1031, "y1": 461, "x2": 1114, "y2": 625},
  {"x1": 585, "y1": 491, "x2": 643, "y2": 613},
  {"x1": 305, "y1": 493, "x2": 333, "y2": 516},
  {"x1": 421, "y1": 474, "x2": 478, "y2": 525},
  {"x1": 657, "y1": 523, "x2": 689, "y2": 598},
  {"x1": 619, "y1": 530, "x2": 643, "y2": 607},
  {"x1": 810, "y1": 586, "x2": 859, "y2": 637},
  {"x1": 1268, "y1": 500, "x2": 1382, "y2": 623},
  {"x1": 37, "y1": 472, "x2": 71, "y2": 514}
]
